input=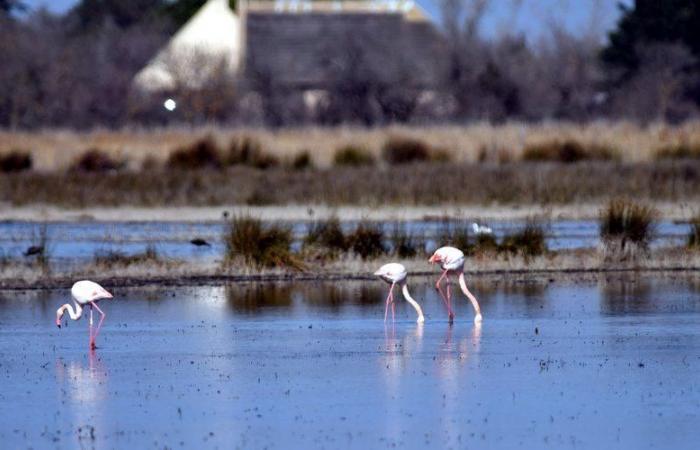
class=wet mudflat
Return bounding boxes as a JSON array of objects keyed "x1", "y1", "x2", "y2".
[{"x1": 1, "y1": 277, "x2": 699, "y2": 449}]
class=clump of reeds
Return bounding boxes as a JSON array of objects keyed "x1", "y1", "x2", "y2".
[
  {"x1": 382, "y1": 137, "x2": 431, "y2": 165},
  {"x1": 499, "y1": 221, "x2": 547, "y2": 258},
  {"x1": 599, "y1": 199, "x2": 657, "y2": 260},
  {"x1": 654, "y1": 143, "x2": 700, "y2": 160},
  {"x1": 347, "y1": 221, "x2": 386, "y2": 259},
  {"x1": 333, "y1": 145, "x2": 375, "y2": 167},
  {"x1": 167, "y1": 137, "x2": 222, "y2": 170},
  {"x1": 523, "y1": 140, "x2": 618, "y2": 163},
  {"x1": 0, "y1": 151, "x2": 32, "y2": 172},
  {"x1": 688, "y1": 216, "x2": 700, "y2": 249},
  {"x1": 438, "y1": 220, "x2": 473, "y2": 255},
  {"x1": 93, "y1": 244, "x2": 159, "y2": 266},
  {"x1": 303, "y1": 216, "x2": 348, "y2": 259},
  {"x1": 390, "y1": 223, "x2": 423, "y2": 258},
  {"x1": 291, "y1": 150, "x2": 313, "y2": 170},
  {"x1": 227, "y1": 136, "x2": 279, "y2": 169},
  {"x1": 71, "y1": 148, "x2": 125, "y2": 172},
  {"x1": 224, "y1": 216, "x2": 303, "y2": 270}
]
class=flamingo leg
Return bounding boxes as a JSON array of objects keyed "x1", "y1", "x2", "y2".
[
  {"x1": 391, "y1": 289, "x2": 396, "y2": 322},
  {"x1": 446, "y1": 276, "x2": 455, "y2": 323},
  {"x1": 88, "y1": 305, "x2": 94, "y2": 349},
  {"x1": 435, "y1": 269, "x2": 448, "y2": 290},
  {"x1": 90, "y1": 302, "x2": 106, "y2": 350},
  {"x1": 384, "y1": 283, "x2": 395, "y2": 322}
]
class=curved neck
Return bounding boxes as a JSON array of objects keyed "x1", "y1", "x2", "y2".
[
  {"x1": 458, "y1": 273, "x2": 482, "y2": 316},
  {"x1": 401, "y1": 283, "x2": 425, "y2": 322},
  {"x1": 59, "y1": 302, "x2": 83, "y2": 321}
]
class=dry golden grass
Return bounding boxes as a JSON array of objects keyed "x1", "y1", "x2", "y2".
[{"x1": 4, "y1": 121, "x2": 700, "y2": 171}]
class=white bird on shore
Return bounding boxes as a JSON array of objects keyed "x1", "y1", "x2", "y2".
[
  {"x1": 56, "y1": 280, "x2": 114, "y2": 350},
  {"x1": 374, "y1": 263, "x2": 425, "y2": 323},
  {"x1": 471, "y1": 222, "x2": 492, "y2": 235},
  {"x1": 429, "y1": 246, "x2": 483, "y2": 324}
]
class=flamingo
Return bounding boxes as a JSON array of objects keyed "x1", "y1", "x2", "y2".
[
  {"x1": 429, "y1": 246, "x2": 483, "y2": 324},
  {"x1": 471, "y1": 222, "x2": 492, "y2": 235},
  {"x1": 56, "y1": 280, "x2": 114, "y2": 350},
  {"x1": 374, "y1": 263, "x2": 425, "y2": 323}
]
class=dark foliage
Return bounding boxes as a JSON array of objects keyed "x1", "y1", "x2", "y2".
[
  {"x1": 224, "y1": 216, "x2": 303, "y2": 270},
  {"x1": 382, "y1": 137, "x2": 431, "y2": 165},
  {"x1": 71, "y1": 149, "x2": 124, "y2": 172},
  {"x1": 347, "y1": 221, "x2": 386, "y2": 259},
  {"x1": 333, "y1": 145, "x2": 375, "y2": 167},
  {"x1": 226, "y1": 136, "x2": 278, "y2": 169},
  {"x1": 167, "y1": 137, "x2": 222, "y2": 170},
  {"x1": 0, "y1": 151, "x2": 31, "y2": 172}
]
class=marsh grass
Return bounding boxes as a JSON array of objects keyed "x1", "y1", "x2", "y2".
[
  {"x1": 303, "y1": 216, "x2": 348, "y2": 259},
  {"x1": 224, "y1": 216, "x2": 304, "y2": 270},
  {"x1": 347, "y1": 221, "x2": 386, "y2": 259},
  {"x1": 71, "y1": 148, "x2": 125, "y2": 172},
  {"x1": 333, "y1": 145, "x2": 375, "y2": 166},
  {"x1": 390, "y1": 223, "x2": 424, "y2": 258},
  {"x1": 227, "y1": 136, "x2": 279, "y2": 169},
  {"x1": 600, "y1": 199, "x2": 657, "y2": 260},
  {"x1": 523, "y1": 140, "x2": 618, "y2": 163},
  {"x1": 94, "y1": 244, "x2": 160, "y2": 266},
  {"x1": 499, "y1": 221, "x2": 548, "y2": 258},
  {"x1": 438, "y1": 220, "x2": 473, "y2": 254},
  {"x1": 167, "y1": 137, "x2": 222, "y2": 170},
  {"x1": 382, "y1": 137, "x2": 431, "y2": 164},
  {"x1": 655, "y1": 143, "x2": 700, "y2": 160},
  {"x1": 0, "y1": 151, "x2": 32, "y2": 172},
  {"x1": 688, "y1": 216, "x2": 700, "y2": 249},
  {"x1": 291, "y1": 151, "x2": 313, "y2": 170}
]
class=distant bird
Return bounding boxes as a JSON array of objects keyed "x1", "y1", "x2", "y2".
[
  {"x1": 471, "y1": 222, "x2": 492, "y2": 235},
  {"x1": 56, "y1": 280, "x2": 114, "y2": 350},
  {"x1": 429, "y1": 246, "x2": 483, "y2": 324},
  {"x1": 24, "y1": 245, "x2": 43, "y2": 257},
  {"x1": 190, "y1": 238, "x2": 211, "y2": 247},
  {"x1": 374, "y1": 263, "x2": 425, "y2": 323}
]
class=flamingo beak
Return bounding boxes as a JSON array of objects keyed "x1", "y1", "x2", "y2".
[
  {"x1": 56, "y1": 318, "x2": 61, "y2": 328},
  {"x1": 428, "y1": 254, "x2": 439, "y2": 264},
  {"x1": 104, "y1": 290, "x2": 113, "y2": 299},
  {"x1": 373, "y1": 269, "x2": 383, "y2": 277}
]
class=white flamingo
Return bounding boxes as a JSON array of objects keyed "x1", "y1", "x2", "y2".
[
  {"x1": 429, "y1": 246, "x2": 483, "y2": 324},
  {"x1": 374, "y1": 263, "x2": 425, "y2": 323},
  {"x1": 471, "y1": 222, "x2": 492, "y2": 235},
  {"x1": 56, "y1": 280, "x2": 114, "y2": 350}
]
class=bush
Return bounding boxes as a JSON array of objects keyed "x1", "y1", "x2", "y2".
[
  {"x1": 600, "y1": 199, "x2": 657, "y2": 258},
  {"x1": 0, "y1": 151, "x2": 32, "y2": 172},
  {"x1": 224, "y1": 216, "x2": 303, "y2": 269},
  {"x1": 291, "y1": 151, "x2": 313, "y2": 170},
  {"x1": 390, "y1": 223, "x2": 422, "y2": 258},
  {"x1": 71, "y1": 148, "x2": 124, "y2": 172},
  {"x1": 655, "y1": 143, "x2": 700, "y2": 160},
  {"x1": 347, "y1": 221, "x2": 386, "y2": 259},
  {"x1": 523, "y1": 140, "x2": 617, "y2": 163},
  {"x1": 94, "y1": 245, "x2": 159, "y2": 266},
  {"x1": 382, "y1": 137, "x2": 431, "y2": 165},
  {"x1": 304, "y1": 216, "x2": 348, "y2": 255},
  {"x1": 333, "y1": 145, "x2": 375, "y2": 167},
  {"x1": 499, "y1": 221, "x2": 547, "y2": 257},
  {"x1": 437, "y1": 220, "x2": 473, "y2": 255},
  {"x1": 168, "y1": 137, "x2": 222, "y2": 170},
  {"x1": 227, "y1": 136, "x2": 279, "y2": 169},
  {"x1": 688, "y1": 216, "x2": 700, "y2": 248}
]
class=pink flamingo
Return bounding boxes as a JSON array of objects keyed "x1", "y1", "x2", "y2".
[
  {"x1": 429, "y1": 246, "x2": 483, "y2": 324},
  {"x1": 374, "y1": 263, "x2": 425, "y2": 323},
  {"x1": 56, "y1": 280, "x2": 113, "y2": 350}
]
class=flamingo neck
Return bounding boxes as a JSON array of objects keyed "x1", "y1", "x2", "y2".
[
  {"x1": 59, "y1": 302, "x2": 83, "y2": 321},
  {"x1": 458, "y1": 273, "x2": 483, "y2": 321},
  {"x1": 401, "y1": 283, "x2": 425, "y2": 323}
]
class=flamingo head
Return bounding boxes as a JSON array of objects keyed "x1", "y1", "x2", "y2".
[
  {"x1": 428, "y1": 252, "x2": 442, "y2": 265},
  {"x1": 55, "y1": 310, "x2": 63, "y2": 328}
]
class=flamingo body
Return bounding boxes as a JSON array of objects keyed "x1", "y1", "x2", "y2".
[
  {"x1": 374, "y1": 263, "x2": 425, "y2": 323},
  {"x1": 429, "y1": 246, "x2": 465, "y2": 272},
  {"x1": 57, "y1": 280, "x2": 113, "y2": 350},
  {"x1": 429, "y1": 246, "x2": 483, "y2": 323}
]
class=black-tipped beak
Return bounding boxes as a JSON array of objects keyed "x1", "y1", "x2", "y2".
[{"x1": 56, "y1": 323, "x2": 61, "y2": 329}]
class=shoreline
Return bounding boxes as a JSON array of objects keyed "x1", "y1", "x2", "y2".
[{"x1": 0, "y1": 201, "x2": 696, "y2": 222}]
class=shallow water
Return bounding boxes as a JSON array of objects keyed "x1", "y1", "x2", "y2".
[
  {"x1": 1, "y1": 277, "x2": 700, "y2": 449},
  {"x1": 0, "y1": 219, "x2": 691, "y2": 264}
]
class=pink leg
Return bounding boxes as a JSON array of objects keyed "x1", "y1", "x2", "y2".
[
  {"x1": 391, "y1": 291, "x2": 396, "y2": 322},
  {"x1": 384, "y1": 283, "x2": 395, "y2": 322},
  {"x1": 446, "y1": 277, "x2": 455, "y2": 323},
  {"x1": 90, "y1": 302, "x2": 106, "y2": 350},
  {"x1": 88, "y1": 306, "x2": 94, "y2": 349},
  {"x1": 435, "y1": 270, "x2": 448, "y2": 290}
]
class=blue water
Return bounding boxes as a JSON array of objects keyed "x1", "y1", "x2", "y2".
[{"x1": 1, "y1": 277, "x2": 699, "y2": 449}]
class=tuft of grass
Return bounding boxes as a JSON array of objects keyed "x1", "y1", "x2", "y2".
[
  {"x1": 473, "y1": 233, "x2": 499, "y2": 254},
  {"x1": 0, "y1": 151, "x2": 32, "y2": 173},
  {"x1": 688, "y1": 216, "x2": 700, "y2": 249},
  {"x1": 347, "y1": 221, "x2": 386, "y2": 259},
  {"x1": 71, "y1": 148, "x2": 124, "y2": 172},
  {"x1": 499, "y1": 221, "x2": 547, "y2": 257},
  {"x1": 333, "y1": 145, "x2": 375, "y2": 167},
  {"x1": 291, "y1": 150, "x2": 313, "y2": 170},
  {"x1": 168, "y1": 137, "x2": 222, "y2": 170},
  {"x1": 600, "y1": 199, "x2": 657, "y2": 258},
  {"x1": 304, "y1": 216, "x2": 348, "y2": 257},
  {"x1": 438, "y1": 220, "x2": 473, "y2": 255},
  {"x1": 224, "y1": 216, "x2": 303, "y2": 270},
  {"x1": 654, "y1": 143, "x2": 700, "y2": 160},
  {"x1": 227, "y1": 136, "x2": 279, "y2": 169},
  {"x1": 382, "y1": 137, "x2": 431, "y2": 165},
  {"x1": 523, "y1": 140, "x2": 618, "y2": 163},
  {"x1": 390, "y1": 223, "x2": 422, "y2": 258},
  {"x1": 94, "y1": 244, "x2": 159, "y2": 266}
]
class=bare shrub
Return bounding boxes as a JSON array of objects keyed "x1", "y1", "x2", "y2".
[
  {"x1": 224, "y1": 216, "x2": 303, "y2": 270},
  {"x1": 347, "y1": 221, "x2": 386, "y2": 259},
  {"x1": 382, "y1": 137, "x2": 431, "y2": 165},
  {"x1": 523, "y1": 140, "x2": 618, "y2": 163},
  {"x1": 71, "y1": 149, "x2": 125, "y2": 172},
  {"x1": 227, "y1": 136, "x2": 278, "y2": 169},
  {"x1": 167, "y1": 137, "x2": 222, "y2": 170},
  {"x1": 599, "y1": 199, "x2": 657, "y2": 260},
  {"x1": 333, "y1": 145, "x2": 375, "y2": 167},
  {"x1": 0, "y1": 151, "x2": 32, "y2": 172}
]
